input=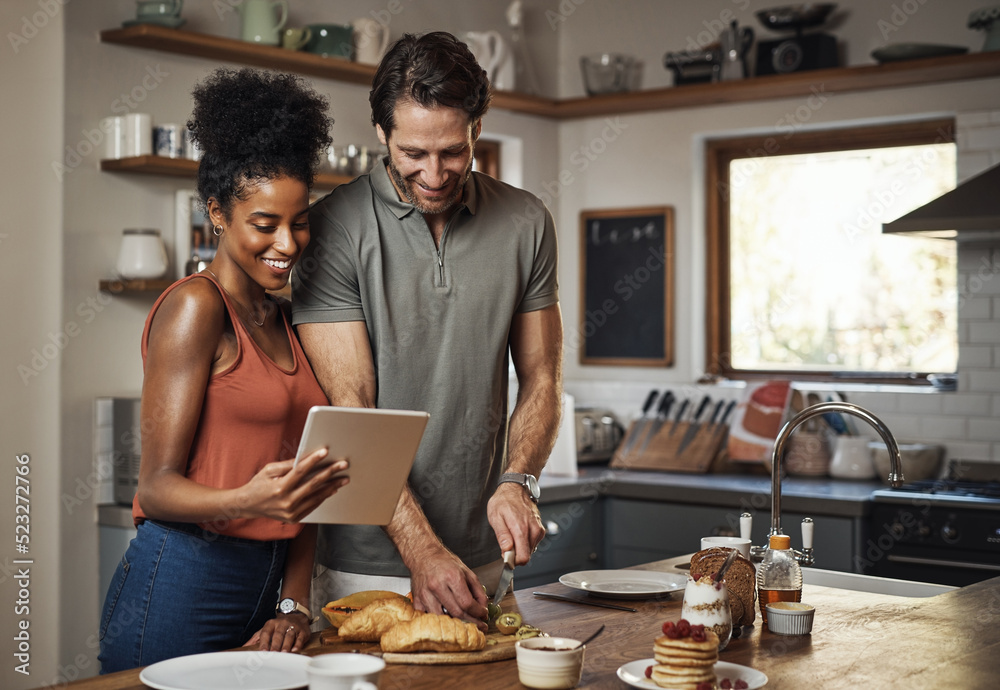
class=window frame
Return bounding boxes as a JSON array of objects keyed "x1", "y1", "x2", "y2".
[{"x1": 705, "y1": 117, "x2": 955, "y2": 384}]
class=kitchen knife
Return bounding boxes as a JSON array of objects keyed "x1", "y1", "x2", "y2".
[
  {"x1": 667, "y1": 398, "x2": 690, "y2": 437},
  {"x1": 531, "y1": 591, "x2": 638, "y2": 612},
  {"x1": 676, "y1": 395, "x2": 712, "y2": 455},
  {"x1": 618, "y1": 389, "x2": 659, "y2": 458},
  {"x1": 713, "y1": 400, "x2": 738, "y2": 436},
  {"x1": 635, "y1": 391, "x2": 675, "y2": 457},
  {"x1": 490, "y1": 550, "x2": 516, "y2": 615}
]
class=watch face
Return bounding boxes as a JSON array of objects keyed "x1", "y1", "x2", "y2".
[
  {"x1": 525, "y1": 474, "x2": 540, "y2": 499},
  {"x1": 279, "y1": 598, "x2": 294, "y2": 614}
]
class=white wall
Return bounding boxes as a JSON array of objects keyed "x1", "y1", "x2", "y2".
[{"x1": 0, "y1": 2, "x2": 65, "y2": 688}]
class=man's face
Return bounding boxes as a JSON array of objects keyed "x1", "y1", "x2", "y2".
[{"x1": 377, "y1": 101, "x2": 480, "y2": 217}]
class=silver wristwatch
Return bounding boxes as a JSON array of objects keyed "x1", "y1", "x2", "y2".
[
  {"x1": 276, "y1": 598, "x2": 310, "y2": 617},
  {"x1": 499, "y1": 472, "x2": 540, "y2": 503}
]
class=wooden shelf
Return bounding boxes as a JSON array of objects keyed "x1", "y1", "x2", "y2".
[
  {"x1": 100, "y1": 155, "x2": 354, "y2": 189},
  {"x1": 99, "y1": 278, "x2": 173, "y2": 293},
  {"x1": 100, "y1": 24, "x2": 1000, "y2": 119}
]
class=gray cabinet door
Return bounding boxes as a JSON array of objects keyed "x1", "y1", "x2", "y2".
[{"x1": 515, "y1": 499, "x2": 603, "y2": 589}]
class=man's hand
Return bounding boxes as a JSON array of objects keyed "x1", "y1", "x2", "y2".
[
  {"x1": 408, "y1": 545, "x2": 489, "y2": 631},
  {"x1": 487, "y1": 482, "x2": 546, "y2": 566}
]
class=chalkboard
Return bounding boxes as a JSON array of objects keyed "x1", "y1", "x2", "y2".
[{"x1": 579, "y1": 206, "x2": 674, "y2": 366}]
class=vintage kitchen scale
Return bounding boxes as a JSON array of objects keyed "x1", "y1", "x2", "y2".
[{"x1": 754, "y1": 3, "x2": 840, "y2": 75}]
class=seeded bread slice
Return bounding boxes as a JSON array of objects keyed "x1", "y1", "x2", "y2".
[{"x1": 690, "y1": 547, "x2": 757, "y2": 626}]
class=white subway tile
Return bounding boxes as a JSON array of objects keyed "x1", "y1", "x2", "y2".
[
  {"x1": 967, "y1": 126, "x2": 1000, "y2": 152},
  {"x1": 897, "y1": 394, "x2": 945, "y2": 415},
  {"x1": 943, "y1": 392, "x2": 993, "y2": 415},
  {"x1": 969, "y1": 321, "x2": 1000, "y2": 343},
  {"x1": 957, "y1": 111, "x2": 993, "y2": 128},
  {"x1": 958, "y1": 344, "x2": 993, "y2": 368},
  {"x1": 969, "y1": 417, "x2": 1000, "y2": 440}
]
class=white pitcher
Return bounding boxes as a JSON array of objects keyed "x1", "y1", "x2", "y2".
[
  {"x1": 464, "y1": 30, "x2": 508, "y2": 85},
  {"x1": 352, "y1": 18, "x2": 390, "y2": 65},
  {"x1": 239, "y1": 0, "x2": 288, "y2": 45}
]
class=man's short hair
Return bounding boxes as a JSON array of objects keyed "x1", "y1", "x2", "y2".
[{"x1": 370, "y1": 31, "x2": 492, "y2": 137}]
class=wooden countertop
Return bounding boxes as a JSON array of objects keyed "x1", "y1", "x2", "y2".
[{"x1": 45, "y1": 560, "x2": 1000, "y2": 689}]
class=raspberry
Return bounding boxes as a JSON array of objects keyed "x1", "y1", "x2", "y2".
[
  {"x1": 714, "y1": 581, "x2": 722, "y2": 590},
  {"x1": 691, "y1": 571, "x2": 701, "y2": 581},
  {"x1": 735, "y1": 681, "x2": 749, "y2": 689},
  {"x1": 676, "y1": 619, "x2": 691, "y2": 637},
  {"x1": 664, "y1": 628, "x2": 680, "y2": 639},
  {"x1": 721, "y1": 680, "x2": 733, "y2": 689},
  {"x1": 662, "y1": 621, "x2": 675, "y2": 635},
  {"x1": 691, "y1": 629, "x2": 706, "y2": 642},
  {"x1": 691, "y1": 624, "x2": 705, "y2": 634},
  {"x1": 645, "y1": 665, "x2": 653, "y2": 679}
]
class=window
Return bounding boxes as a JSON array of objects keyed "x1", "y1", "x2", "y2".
[{"x1": 706, "y1": 119, "x2": 957, "y2": 384}]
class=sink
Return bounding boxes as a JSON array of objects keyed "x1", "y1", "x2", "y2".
[{"x1": 802, "y1": 568, "x2": 956, "y2": 597}]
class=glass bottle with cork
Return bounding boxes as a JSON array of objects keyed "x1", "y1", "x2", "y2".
[{"x1": 756, "y1": 533, "x2": 802, "y2": 629}]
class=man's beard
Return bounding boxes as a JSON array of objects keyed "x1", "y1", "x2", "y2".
[{"x1": 387, "y1": 157, "x2": 473, "y2": 215}]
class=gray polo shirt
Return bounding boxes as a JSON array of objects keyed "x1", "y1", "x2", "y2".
[{"x1": 292, "y1": 160, "x2": 559, "y2": 575}]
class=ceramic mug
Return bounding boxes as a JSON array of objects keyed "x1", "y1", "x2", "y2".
[
  {"x1": 829, "y1": 436, "x2": 876, "y2": 479},
  {"x1": 352, "y1": 17, "x2": 390, "y2": 65},
  {"x1": 305, "y1": 23, "x2": 354, "y2": 58},
  {"x1": 136, "y1": 0, "x2": 182, "y2": 19},
  {"x1": 306, "y1": 653, "x2": 384, "y2": 690},
  {"x1": 281, "y1": 27, "x2": 311, "y2": 51},
  {"x1": 239, "y1": 0, "x2": 288, "y2": 45},
  {"x1": 700, "y1": 536, "x2": 751, "y2": 560}
]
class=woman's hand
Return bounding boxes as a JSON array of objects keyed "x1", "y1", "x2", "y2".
[
  {"x1": 240, "y1": 447, "x2": 349, "y2": 523},
  {"x1": 244, "y1": 612, "x2": 310, "y2": 653}
]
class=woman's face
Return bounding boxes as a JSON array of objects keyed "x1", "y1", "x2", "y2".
[{"x1": 210, "y1": 175, "x2": 311, "y2": 291}]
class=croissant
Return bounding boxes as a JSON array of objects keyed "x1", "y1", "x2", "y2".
[
  {"x1": 380, "y1": 613, "x2": 486, "y2": 653},
  {"x1": 338, "y1": 597, "x2": 421, "y2": 642}
]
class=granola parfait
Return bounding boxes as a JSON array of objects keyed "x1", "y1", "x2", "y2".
[{"x1": 681, "y1": 572, "x2": 733, "y2": 651}]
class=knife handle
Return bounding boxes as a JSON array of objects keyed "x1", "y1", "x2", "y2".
[
  {"x1": 502, "y1": 550, "x2": 516, "y2": 568},
  {"x1": 691, "y1": 395, "x2": 711, "y2": 422},
  {"x1": 655, "y1": 391, "x2": 674, "y2": 417},
  {"x1": 674, "y1": 398, "x2": 690, "y2": 422},
  {"x1": 640, "y1": 389, "x2": 659, "y2": 416}
]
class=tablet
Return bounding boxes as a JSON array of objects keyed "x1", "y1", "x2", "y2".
[{"x1": 293, "y1": 406, "x2": 430, "y2": 525}]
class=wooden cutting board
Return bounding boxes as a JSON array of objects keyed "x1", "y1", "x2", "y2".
[{"x1": 319, "y1": 629, "x2": 517, "y2": 665}]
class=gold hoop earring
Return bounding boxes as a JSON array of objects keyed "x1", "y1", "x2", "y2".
[{"x1": 213, "y1": 224, "x2": 223, "y2": 237}]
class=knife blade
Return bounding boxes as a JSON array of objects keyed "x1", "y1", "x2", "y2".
[
  {"x1": 531, "y1": 591, "x2": 638, "y2": 612},
  {"x1": 491, "y1": 550, "x2": 516, "y2": 614},
  {"x1": 667, "y1": 398, "x2": 690, "y2": 437},
  {"x1": 713, "y1": 399, "x2": 738, "y2": 436},
  {"x1": 617, "y1": 389, "x2": 659, "y2": 458},
  {"x1": 635, "y1": 391, "x2": 675, "y2": 457},
  {"x1": 676, "y1": 395, "x2": 712, "y2": 455}
]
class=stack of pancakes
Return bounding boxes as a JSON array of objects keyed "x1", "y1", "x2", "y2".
[{"x1": 651, "y1": 628, "x2": 719, "y2": 689}]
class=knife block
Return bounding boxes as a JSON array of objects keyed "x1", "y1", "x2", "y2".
[{"x1": 610, "y1": 421, "x2": 728, "y2": 473}]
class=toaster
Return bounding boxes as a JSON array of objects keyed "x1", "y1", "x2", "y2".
[{"x1": 574, "y1": 408, "x2": 624, "y2": 463}]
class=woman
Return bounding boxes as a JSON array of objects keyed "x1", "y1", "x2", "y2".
[{"x1": 99, "y1": 68, "x2": 340, "y2": 672}]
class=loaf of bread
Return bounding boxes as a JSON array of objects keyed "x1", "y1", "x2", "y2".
[
  {"x1": 380, "y1": 613, "x2": 486, "y2": 653},
  {"x1": 690, "y1": 547, "x2": 757, "y2": 627},
  {"x1": 338, "y1": 596, "x2": 422, "y2": 642}
]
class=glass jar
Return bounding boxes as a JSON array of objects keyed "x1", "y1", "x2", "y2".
[{"x1": 681, "y1": 573, "x2": 733, "y2": 650}]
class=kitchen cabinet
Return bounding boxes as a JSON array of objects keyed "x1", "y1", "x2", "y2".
[
  {"x1": 604, "y1": 497, "x2": 858, "y2": 572},
  {"x1": 100, "y1": 24, "x2": 1000, "y2": 120},
  {"x1": 515, "y1": 499, "x2": 603, "y2": 588}
]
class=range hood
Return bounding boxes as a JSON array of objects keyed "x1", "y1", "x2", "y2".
[{"x1": 882, "y1": 163, "x2": 1000, "y2": 242}]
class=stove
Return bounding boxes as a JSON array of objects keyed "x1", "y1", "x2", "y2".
[{"x1": 868, "y1": 464, "x2": 1000, "y2": 587}]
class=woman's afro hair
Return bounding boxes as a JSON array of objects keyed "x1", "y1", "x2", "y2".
[{"x1": 187, "y1": 68, "x2": 333, "y2": 215}]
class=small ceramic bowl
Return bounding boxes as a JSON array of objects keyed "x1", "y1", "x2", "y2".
[
  {"x1": 765, "y1": 601, "x2": 815, "y2": 635},
  {"x1": 515, "y1": 636, "x2": 585, "y2": 689}
]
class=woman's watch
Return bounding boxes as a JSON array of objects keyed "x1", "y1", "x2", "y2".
[
  {"x1": 499, "y1": 473, "x2": 540, "y2": 503},
  {"x1": 276, "y1": 598, "x2": 310, "y2": 618}
]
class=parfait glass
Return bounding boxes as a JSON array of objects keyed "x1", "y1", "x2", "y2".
[{"x1": 681, "y1": 572, "x2": 733, "y2": 651}]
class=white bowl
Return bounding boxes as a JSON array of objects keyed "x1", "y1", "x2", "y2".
[
  {"x1": 515, "y1": 636, "x2": 585, "y2": 689},
  {"x1": 765, "y1": 601, "x2": 815, "y2": 635}
]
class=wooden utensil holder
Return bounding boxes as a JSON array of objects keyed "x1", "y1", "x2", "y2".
[{"x1": 610, "y1": 420, "x2": 728, "y2": 473}]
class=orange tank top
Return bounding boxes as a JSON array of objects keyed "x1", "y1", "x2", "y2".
[{"x1": 132, "y1": 273, "x2": 329, "y2": 540}]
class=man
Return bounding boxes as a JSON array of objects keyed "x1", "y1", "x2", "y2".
[{"x1": 293, "y1": 31, "x2": 563, "y2": 629}]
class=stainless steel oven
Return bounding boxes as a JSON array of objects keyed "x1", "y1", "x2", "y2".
[{"x1": 868, "y1": 462, "x2": 1000, "y2": 587}]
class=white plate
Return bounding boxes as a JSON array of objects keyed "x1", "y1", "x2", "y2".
[
  {"x1": 139, "y1": 651, "x2": 308, "y2": 690},
  {"x1": 617, "y1": 659, "x2": 767, "y2": 689},
  {"x1": 558, "y1": 570, "x2": 686, "y2": 599}
]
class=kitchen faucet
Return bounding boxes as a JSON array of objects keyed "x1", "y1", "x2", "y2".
[{"x1": 743, "y1": 401, "x2": 905, "y2": 566}]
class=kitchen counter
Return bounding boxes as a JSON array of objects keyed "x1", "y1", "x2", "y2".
[
  {"x1": 540, "y1": 467, "x2": 884, "y2": 518},
  {"x1": 51, "y1": 559, "x2": 1000, "y2": 689}
]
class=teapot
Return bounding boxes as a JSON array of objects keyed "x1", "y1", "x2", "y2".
[
  {"x1": 464, "y1": 30, "x2": 510, "y2": 87},
  {"x1": 716, "y1": 20, "x2": 754, "y2": 81}
]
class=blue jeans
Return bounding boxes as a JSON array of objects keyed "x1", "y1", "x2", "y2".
[{"x1": 98, "y1": 520, "x2": 289, "y2": 674}]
